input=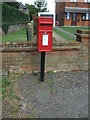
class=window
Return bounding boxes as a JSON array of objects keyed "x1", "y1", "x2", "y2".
[
  {"x1": 66, "y1": 13, "x2": 70, "y2": 20},
  {"x1": 70, "y1": 0, "x2": 77, "y2": 2},
  {"x1": 72, "y1": 13, "x2": 76, "y2": 21},
  {"x1": 86, "y1": 13, "x2": 90, "y2": 20},
  {"x1": 86, "y1": 13, "x2": 89, "y2": 20},
  {"x1": 89, "y1": 13, "x2": 90, "y2": 20},
  {"x1": 82, "y1": 13, "x2": 86, "y2": 20},
  {"x1": 84, "y1": 0, "x2": 90, "y2": 3},
  {"x1": 82, "y1": 13, "x2": 90, "y2": 20}
]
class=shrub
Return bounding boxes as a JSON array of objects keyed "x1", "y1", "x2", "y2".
[
  {"x1": 2, "y1": 3, "x2": 28, "y2": 34},
  {"x1": 55, "y1": 21, "x2": 59, "y2": 26}
]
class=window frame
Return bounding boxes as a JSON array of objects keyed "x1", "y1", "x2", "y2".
[
  {"x1": 72, "y1": 13, "x2": 76, "y2": 21},
  {"x1": 70, "y1": 0, "x2": 77, "y2": 2},
  {"x1": 82, "y1": 13, "x2": 86, "y2": 20},
  {"x1": 84, "y1": 0, "x2": 90, "y2": 3},
  {"x1": 82, "y1": 13, "x2": 90, "y2": 20},
  {"x1": 66, "y1": 12, "x2": 70, "y2": 20}
]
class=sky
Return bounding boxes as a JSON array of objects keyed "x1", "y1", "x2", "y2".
[{"x1": 17, "y1": 0, "x2": 55, "y2": 13}]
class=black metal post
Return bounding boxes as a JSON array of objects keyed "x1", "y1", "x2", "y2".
[{"x1": 40, "y1": 52, "x2": 45, "y2": 82}]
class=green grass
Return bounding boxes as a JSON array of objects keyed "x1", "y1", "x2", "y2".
[
  {"x1": 2, "y1": 74, "x2": 21, "y2": 117},
  {"x1": 45, "y1": 80, "x2": 55, "y2": 86},
  {"x1": 53, "y1": 28, "x2": 75, "y2": 41},
  {"x1": 2, "y1": 27, "x2": 27, "y2": 43},
  {"x1": 47, "y1": 70, "x2": 54, "y2": 75},
  {"x1": 2, "y1": 76, "x2": 11, "y2": 99},
  {"x1": 2, "y1": 75, "x2": 20, "y2": 100},
  {"x1": 59, "y1": 26, "x2": 90, "y2": 35}
]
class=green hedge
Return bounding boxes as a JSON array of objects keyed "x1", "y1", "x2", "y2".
[{"x1": 2, "y1": 3, "x2": 29, "y2": 34}]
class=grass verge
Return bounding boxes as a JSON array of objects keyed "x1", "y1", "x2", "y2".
[
  {"x1": 53, "y1": 28, "x2": 75, "y2": 41},
  {"x1": 2, "y1": 27, "x2": 27, "y2": 43},
  {"x1": 59, "y1": 26, "x2": 90, "y2": 35},
  {"x1": 2, "y1": 74, "x2": 21, "y2": 118}
]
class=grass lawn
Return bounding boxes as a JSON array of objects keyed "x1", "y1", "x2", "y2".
[
  {"x1": 2, "y1": 27, "x2": 27, "y2": 43},
  {"x1": 53, "y1": 28, "x2": 76, "y2": 41},
  {"x1": 59, "y1": 26, "x2": 90, "y2": 35}
]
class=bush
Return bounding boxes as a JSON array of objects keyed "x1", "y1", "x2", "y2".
[
  {"x1": 55, "y1": 21, "x2": 59, "y2": 26},
  {"x1": 2, "y1": 3, "x2": 28, "y2": 34}
]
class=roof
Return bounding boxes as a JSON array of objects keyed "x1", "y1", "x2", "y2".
[
  {"x1": 65, "y1": 7, "x2": 90, "y2": 13},
  {"x1": 19, "y1": 2, "x2": 27, "y2": 9}
]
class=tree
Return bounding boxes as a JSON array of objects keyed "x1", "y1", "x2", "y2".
[
  {"x1": 25, "y1": 4, "x2": 37, "y2": 21},
  {"x1": 34, "y1": 0, "x2": 47, "y2": 12},
  {"x1": 25, "y1": 4, "x2": 37, "y2": 15}
]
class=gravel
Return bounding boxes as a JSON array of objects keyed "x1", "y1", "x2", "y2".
[{"x1": 17, "y1": 71, "x2": 88, "y2": 118}]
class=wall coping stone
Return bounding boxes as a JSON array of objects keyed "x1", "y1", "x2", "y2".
[
  {"x1": 76, "y1": 33, "x2": 90, "y2": 38},
  {"x1": 1, "y1": 41, "x2": 81, "y2": 52},
  {"x1": 77, "y1": 29, "x2": 90, "y2": 34},
  {"x1": 1, "y1": 46, "x2": 81, "y2": 52},
  {"x1": 1, "y1": 42, "x2": 80, "y2": 48}
]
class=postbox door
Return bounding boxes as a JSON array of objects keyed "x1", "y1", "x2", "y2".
[
  {"x1": 38, "y1": 31, "x2": 52, "y2": 52},
  {"x1": 38, "y1": 17, "x2": 53, "y2": 52}
]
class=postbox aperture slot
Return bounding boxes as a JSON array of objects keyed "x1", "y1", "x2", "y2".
[
  {"x1": 39, "y1": 22, "x2": 53, "y2": 25},
  {"x1": 40, "y1": 25, "x2": 52, "y2": 30}
]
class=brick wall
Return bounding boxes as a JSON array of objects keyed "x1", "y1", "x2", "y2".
[
  {"x1": 64, "y1": 13, "x2": 72, "y2": 26},
  {"x1": 65, "y1": 1, "x2": 89, "y2": 8},
  {"x1": 65, "y1": 2, "x2": 90, "y2": 26},
  {"x1": 1, "y1": 32, "x2": 88, "y2": 74},
  {"x1": 56, "y1": 2, "x2": 65, "y2": 26},
  {"x1": 56, "y1": 2, "x2": 90, "y2": 26}
]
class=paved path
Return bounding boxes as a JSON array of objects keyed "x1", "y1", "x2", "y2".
[
  {"x1": 17, "y1": 71, "x2": 88, "y2": 118},
  {"x1": 53, "y1": 31, "x2": 67, "y2": 42},
  {"x1": 55, "y1": 27, "x2": 76, "y2": 40}
]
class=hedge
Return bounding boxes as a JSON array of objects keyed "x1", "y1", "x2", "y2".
[
  {"x1": 4, "y1": 2, "x2": 19, "y2": 9},
  {"x1": 2, "y1": 3, "x2": 29, "y2": 34}
]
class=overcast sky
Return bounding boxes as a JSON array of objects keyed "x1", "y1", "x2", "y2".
[{"x1": 17, "y1": 0, "x2": 55, "y2": 13}]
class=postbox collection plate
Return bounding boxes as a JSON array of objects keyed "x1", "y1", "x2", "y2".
[{"x1": 42, "y1": 34, "x2": 48, "y2": 46}]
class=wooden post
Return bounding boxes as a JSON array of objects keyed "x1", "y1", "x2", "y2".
[{"x1": 31, "y1": 20, "x2": 34, "y2": 40}]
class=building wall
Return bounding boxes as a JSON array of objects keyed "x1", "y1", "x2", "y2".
[
  {"x1": 64, "y1": 1, "x2": 90, "y2": 26},
  {"x1": 64, "y1": 13, "x2": 89, "y2": 26},
  {"x1": 77, "y1": 14, "x2": 89, "y2": 26},
  {"x1": 65, "y1": 1, "x2": 89, "y2": 8},
  {"x1": 64, "y1": 13, "x2": 72, "y2": 26},
  {"x1": 56, "y1": 2, "x2": 65, "y2": 26},
  {"x1": 56, "y1": 1, "x2": 90, "y2": 26}
]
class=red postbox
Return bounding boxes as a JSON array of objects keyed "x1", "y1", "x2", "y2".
[{"x1": 38, "y1": 16, "x2": 53, "y2": 52}]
